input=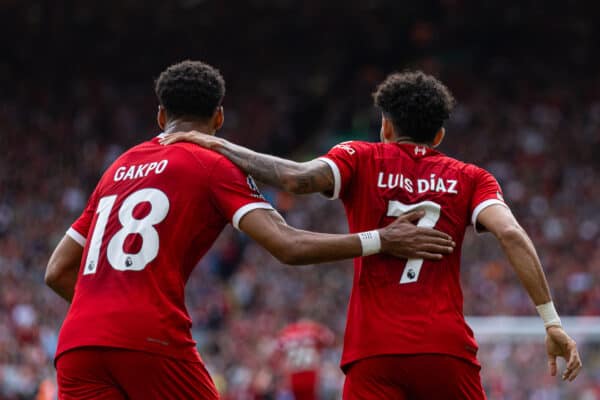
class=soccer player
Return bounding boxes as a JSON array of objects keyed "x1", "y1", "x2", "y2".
[
  {"x1": 277, "y1": 319, "x2": 335, "y2": 400},
  {"x1": 161, "y1": 71, "x2": 583, "y2": 399},
  {"x1": 44, "y1": 62, "x2": 455, "y2": 400}
]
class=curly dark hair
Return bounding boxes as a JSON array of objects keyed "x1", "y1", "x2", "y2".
[
  {"x1": 373, "y1": 71, "x2": 455, "y2": 143},
  {"x1": 155, "y1": 60, "x2": 225, "y2": 120}
]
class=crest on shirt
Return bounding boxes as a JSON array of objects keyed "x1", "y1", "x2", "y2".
[
  {"x1": 414, "y1": 146, "x2": 427, "y2": 156},
  {"x1": 247, "y1": 176, "x2": 265, "y2": 199}
]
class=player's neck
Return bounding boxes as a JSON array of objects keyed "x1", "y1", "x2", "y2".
[
  {"x1": 393, "y1": 136, "x2": 433, "y2": 148},
  {"x1": 163, "y1": 119, "x2": 215, "y2": 136}
]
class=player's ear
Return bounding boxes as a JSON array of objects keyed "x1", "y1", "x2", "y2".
[
  {"x1": 212, "y1": 106, "x2": 224, "y2": 134},
  {"x1": 432, "y1": 127, "x2": 445, "y2": 148},
  {"x1": 381, "y1": 114, "x2": 395, "y2": 143},
  {"x1": 157, "y1": 106, "x2": 167, "y2": 130}
]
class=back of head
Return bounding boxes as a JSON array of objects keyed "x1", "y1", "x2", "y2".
[
  {"x1": 373, "y1": 71, "x2": 455, "y2": 143},
  {"x1": 155, "y1": 60, "x2": 226, "y2": 120}
]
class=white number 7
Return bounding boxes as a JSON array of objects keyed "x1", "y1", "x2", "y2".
[{"x1": 387, "y1": 200, "x2": 441, "y2": 284}]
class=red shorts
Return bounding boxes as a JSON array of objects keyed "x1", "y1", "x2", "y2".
[
  {"x1": 343, "y1": 354, "x2": 486, "y2": 400},
  {"x1": 290, "y1": 370, "x2": 318, "y2": 400},
  {"x1": 56, "y1": 347, "x2": 219, "y2": 400}
]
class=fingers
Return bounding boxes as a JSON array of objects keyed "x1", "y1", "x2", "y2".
[
  {"x1": 392, "y1": 211, "x2": 454, "y2": 243},
  {"x1": 398, "y1": 210, "x2": 425, "y2": 223},
  {"x1": 563, "y1": 347, "x2": 582, "y2": 382},
  {"x1": 414, "y1": 233, "x2": 456, "y2": 250},
  {"x1": 413, "y1": 230, "x2": 455, "y2": 254},
  {"x1": 415, "y1": 227, "x2": 454, "y2": 242},
  {"x1": 548, "y1": 354, "x2": 557, "y2": 377},
  {"x1": 414, "y1": 251, "x2": 444, "y2": 260},
  {"x1": 384, "y1": 226, "x2": 454, "y2": 259},
  {"x1": 423, "y1": 236, "x2": 455, "y2": 246},
  {"x1": 159, "y1": 132, "x2": 192, "y2": 145},
  {"x1": 416, "y1": 243, "x2": 454, "y2": 255},
  {"x1": 159, "y1": 131, "x2": 212, "y2": 146}
]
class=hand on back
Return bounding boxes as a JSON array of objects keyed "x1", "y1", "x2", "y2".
[
  {"x1": 379, "y1": 210, "x2": 455, "y2": 260},
  {"x1": 160, "y1": 131, "x2": 220, "y2": 149}
]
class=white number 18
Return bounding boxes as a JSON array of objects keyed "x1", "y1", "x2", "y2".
[
  {"x1": 386, "y1": 200, "x2": 441, "y2": 284},
  {"x1": 83, "y1": 188, "x2": 170, "y2": 275}
]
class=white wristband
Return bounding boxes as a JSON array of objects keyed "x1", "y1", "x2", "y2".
[
  {"x1": 536, "y1": 301, "x2": 562, "y2": 328},
  {"x1": 358, "y1": 230, "x2": 381, "y2": 256}
]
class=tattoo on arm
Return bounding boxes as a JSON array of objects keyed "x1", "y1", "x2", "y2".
[
  {"x1": 218, "y1": 142, "x2": 334, "y2": 194},
  {"x1": 293, "y1": 161, "x2": 335, "y2": 194}
]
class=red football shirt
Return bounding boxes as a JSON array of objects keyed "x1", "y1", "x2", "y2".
[
  {"x1": 319, "y1": 141, "x2": 506, "y2": 369},
  {"x1": 278, "y1": 320, "x2": 334, "y2": 372},
  {"x1": 57, "y1": 135, "x2": 273, "y2": 362}
]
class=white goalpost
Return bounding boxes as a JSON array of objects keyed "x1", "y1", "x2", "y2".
[{"x1": 467, "y1": 316, "x2": 600, "y2": 342}]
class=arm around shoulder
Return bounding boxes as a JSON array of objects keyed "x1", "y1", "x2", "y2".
[
  {"x1": 160, "y1": 131, "x2": 335, "y2": 194},
  {"x1": 215, "y1": 139, "x2": 335, "y2": 195}
]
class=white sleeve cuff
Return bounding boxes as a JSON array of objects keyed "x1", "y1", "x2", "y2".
[
  {"x1": 317, "y1": 157, "x2": 341, "y2": 200},
  {"x1": 232, "y1": 202, "x2": 274, "y2": 230},
  {"x1": 66, "y1": 227, "x2": 86, "y2": 247},
  {"x1": 471, "y1": 199, "x2": 508, "y2": 233}
]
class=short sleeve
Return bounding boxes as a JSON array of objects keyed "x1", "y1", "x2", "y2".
[
  {"x1": 318, "y1": 141, "x2": 362, "y2": 200},
  {"x1": 470, "y1": 167, "x2": 509, "y2": 232},
  {"x1": 66, "y1": 189, "x2": 99, "y2": 247},
  {"x1": 209, "y1": 157, "x2": 274, "y2": 230}
]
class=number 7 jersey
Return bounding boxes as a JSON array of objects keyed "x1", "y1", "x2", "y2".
[
  {"x1": 319, "y1": 141, "x2": 507, "y2": 369},
  {"x1": 57, "y1": 135, "x2": 273, "y2": 362}
]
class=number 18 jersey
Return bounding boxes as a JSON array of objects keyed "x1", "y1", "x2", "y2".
[
  {"x1": 57, "y1": 135, "x2": 273, "y2": 362},
  {"x1": 319, "y1": 141, "x2": 506, "y2": 369}
]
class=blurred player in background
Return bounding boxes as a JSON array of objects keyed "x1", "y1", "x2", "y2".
[
  {"x1": 44, "y1": 61, "x2": 455, "y2": 400},
  {"x1": 162, "y1": 71, "x2": 583, "y2": 399},
  {"x1": 277, "y1": 319, "x2": 334, "y2": 400}
]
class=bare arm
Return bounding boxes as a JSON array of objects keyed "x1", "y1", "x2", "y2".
[
  {"x1": 159, "y1": 132, "x2": 335, "y2": 194},
  {"x1": 477, "y1": 204, "x2": 551, "y2": 305},
  {"x1": 239, "y1": 209, "x2": 454, "y2": 265},
  {"x1": 45, "y1": 235, "x2": 83, "y2": 302},
  {"x1": 478, "y1": 204, "x2": 582, "y2": 381}
]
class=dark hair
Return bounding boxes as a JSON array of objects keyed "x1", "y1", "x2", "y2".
[
  {"x1": 155, "y1": 60, "x2": 225, "y2": 119},
  {"x1": 373, "y1": 71, "x2": 455, "y2": 143}
]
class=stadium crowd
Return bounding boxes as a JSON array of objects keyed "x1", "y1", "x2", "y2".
[{"x1": 2, "y1": 1, "x2": 600, "y2": 399}]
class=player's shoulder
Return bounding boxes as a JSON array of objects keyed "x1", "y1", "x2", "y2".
[
  {"x1": 110, "y1": 138, "x2": 211, "y2": 170},
  {"x1": 455, "y1": 159, "x2": 494, "y2": 180},
  {"x1": 329, "y1": 140, "x2": 377, "y2": 157},
  {"x1": 429, "y1": 151, "x2": 489, "y2": 176},
  {"x1": 437, "y1": 155, "x2": 498, "y2": 189},
  {"x1": 164, "y1": 140, "x2": 218, "y2": 160},
  {"x1": 160, "y1": 139, "x2": 236, "y2": 173},
  {"x1": 101, "y1": 137, "x2": 237, "y2": 184}
]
